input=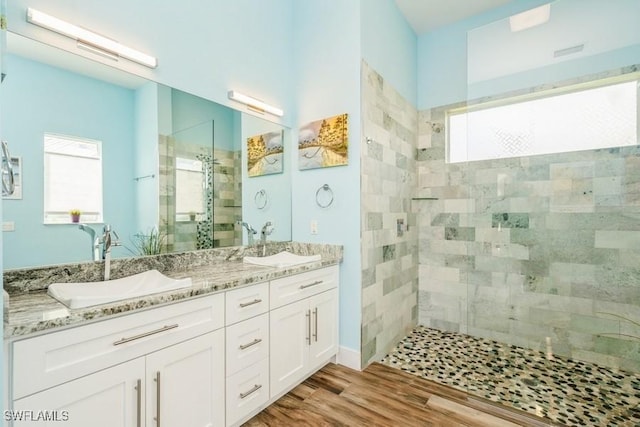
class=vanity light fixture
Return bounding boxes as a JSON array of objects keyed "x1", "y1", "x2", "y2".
[
  {"x1": 509, "y1": 3, "x2": 550, "y2": 32},
  {"x1": 228, "y1": 91, "x2": 284, "y2": 117},
  {"x1": 26, "y1": 8, "x2": 157, "y2": 68}
]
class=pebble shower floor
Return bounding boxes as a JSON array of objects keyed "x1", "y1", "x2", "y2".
[{"x1": 380, "y1": 326, "x2": 640, "y2": 426}]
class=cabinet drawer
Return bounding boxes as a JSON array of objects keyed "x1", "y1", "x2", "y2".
[
  {"x1": 270, "y1": 265, "x2": 338, "y2": 309},
  {"x1": 226, "y1": 313, "x2": 269, "y2": 376},
  {"x1": 225, "y1": 282, "x2": 269, "y2": 325},
  {"x1": 13, "y1": 293, "x2": 224, "y2": 399},
  {"x1": 226, "y1": 358, "x2": 269, "y2": 427}
]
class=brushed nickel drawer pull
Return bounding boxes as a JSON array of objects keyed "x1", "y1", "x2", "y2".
[
  {"x1": 239, "y1": 298, "x2": 262, "y2": 308},
  {"x1": 239, "y1": 384, "x2": 262, "y2": 399},
  {"x1": 313, "y1": 307, "x2": 318, "y2": 342},
  {"x1": 300, "y1": 280, "x2": 323, "y2": 290},
  {"x1": 113, "y1": 324, "x2": 179, "y2": 346},
  {"x1": 135, "y1": 379, "x2": 142, "y2": 427},
  {"x1": 155, "y1": 371, "x2": 161, "y2": 427},
  {"x1": 239, "y1": 338, "x2": 263, "y2": 350},
  {"x1": 306, "y1": 310, "x2": 311, "y2": 345}
]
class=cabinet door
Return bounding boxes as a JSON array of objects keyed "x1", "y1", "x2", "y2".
[
  {"x1": 269, "y1": 299, "x2": 309, "y2": 398},
  {"x1": 309, "y1": 288, "x2": 339, "y2": 370},
  {"x1": 146, "y1": 330, "x2": 225, "y2": 427},
  {"x1": 13, "y1": 358, "x2": 144, "y2": 427}
]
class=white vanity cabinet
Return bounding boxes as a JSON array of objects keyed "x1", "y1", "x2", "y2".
[
  {"x1": 13, "y1": 331, "x2": 224, "y2": 427},
  {"x1": 9, "y1": 293, "x2": 226, "y2": 427},
  {"x1": 6, "y1": 263, "x2": 341, "y2": 427},
  {"x1": 269, "y1": 266, "x2": 339, "y2": 399}
]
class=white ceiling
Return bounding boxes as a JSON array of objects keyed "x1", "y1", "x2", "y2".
[{"x1": 394, "y1": 0, "x2": 511, "y2": 34}]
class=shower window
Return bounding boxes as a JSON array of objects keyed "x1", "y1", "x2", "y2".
[
  {"x1": 43, "y1": 133, "x2": 103, "y2": 223},
  {"x1": 448, "y1": 77, "x2": 639, "y2": 163},
  {"x1": 175, "y1": 157, "x2": 204, "y2": 221}
]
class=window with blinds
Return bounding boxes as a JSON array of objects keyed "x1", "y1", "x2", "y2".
[
  {"x1": 175, "y1": 157, "x2": 204, "y2": 221},
  {"x1": 43, "y1": 134, "x2": 103, "y2": 224}
]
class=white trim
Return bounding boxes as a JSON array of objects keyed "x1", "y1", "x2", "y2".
[{"x1": 336, "y1": 346, "x2": 361, "y2": 371}]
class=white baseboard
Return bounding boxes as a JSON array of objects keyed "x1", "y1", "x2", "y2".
[{"x1": 336, "y1": 346, "x2": 361, "y2": 371}]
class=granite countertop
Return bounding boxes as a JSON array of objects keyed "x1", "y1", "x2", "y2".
[{"x1": 4, "y1": 243, "x2": 342, "y2": 339}]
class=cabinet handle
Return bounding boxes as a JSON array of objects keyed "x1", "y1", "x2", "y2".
[
  {"x1": 300, "y1": 280, "x2": 323, "y2": 290},
  {"x1": 113, "y1": 324, "x2": 179, "y2": 346},
  {"x1": 239, "y1": 384, "x2": 262, "y2": 399},
  {"x1": 135, "y1": 379, "x2": 142, "y2": 427},
  {"x1": 239, "y1": 338, "x2": 263, "y2": 350},
  {"x1": 306, "y1": 309, "x2": 311, "y2": 345},
  {"x1": 154, "y1": 371, "x2": 161, "y2": 427},
  {"x1": 239, "y1": 298, "x2": 262, "y2": 308},
  {"x1": 313, "y1": 307, "x2": 318, "y2": 342}
]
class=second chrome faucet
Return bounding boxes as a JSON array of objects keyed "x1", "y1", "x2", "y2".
[{"x1": 77, "y1": 223, "x2": 120, "y2": 280}]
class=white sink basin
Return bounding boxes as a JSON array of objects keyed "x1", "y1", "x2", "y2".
[
  {"x1": 243, "y1": 251, "x2": 321, "y2": 268},
  {"x1": 47, "y1": 269, "x2": 192, "y2": 309}
]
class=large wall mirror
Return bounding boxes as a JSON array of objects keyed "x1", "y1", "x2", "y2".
[{"x1": 1, "y1": 32, "x2": 292, "y2": 269}]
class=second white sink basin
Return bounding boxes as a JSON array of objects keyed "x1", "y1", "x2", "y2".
[
  {"x1": 47, "y1": 269, "x2": 192, "y2": 309},
  {"x1": 243, "y1": 251, "x2": 321, "y2": 268}
]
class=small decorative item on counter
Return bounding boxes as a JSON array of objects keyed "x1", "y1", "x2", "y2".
[{"x1": 70, "y1": 209, "x2": 81, "y2": 223}]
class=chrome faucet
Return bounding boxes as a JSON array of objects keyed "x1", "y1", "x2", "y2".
[
  {"x1": 258, "y1": 221, "x2": 274, "y2": 257},
  {"x1": 78, "y1": 224, "x2": 100, "y2": 261},
  {"x1": 238, "y1": 221, "x2": 257, "y2": 245},
  {"x1": 101, "y1": 224, "x2": 120, "y2": 280}
]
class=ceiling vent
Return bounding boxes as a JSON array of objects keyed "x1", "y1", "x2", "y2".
[{"x1": 554, "y1": 44, "x2": 585, "y2": 58}]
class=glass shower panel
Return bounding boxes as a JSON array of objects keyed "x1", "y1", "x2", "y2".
[
  {"x1": 170, "y1": 120, "x2": 215, "y2": 252},
  {"x1": 464, "y1": 0, "x2": 640, "y2": 424}
]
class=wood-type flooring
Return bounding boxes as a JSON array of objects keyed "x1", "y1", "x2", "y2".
[{"x1": 244, "y1": 362, "x2": 555, "y2": 426}]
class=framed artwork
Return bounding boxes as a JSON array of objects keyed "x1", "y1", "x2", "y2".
[
  {"x1": 298, "y1": 113, "x2": 348, "y2": 170},
  {"x1": 3, "y1": 156, "x2": 22, "y2": 200},
  {"x1": 247, "y1": 130, "x2": 284, "y2": 177}
]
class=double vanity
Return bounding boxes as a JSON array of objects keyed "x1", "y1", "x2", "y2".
[{"x1": 3, "y1": 242, "x2": 342, "y2": 427}]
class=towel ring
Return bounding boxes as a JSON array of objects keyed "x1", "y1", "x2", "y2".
[
  {"x1": 254, "y1": 189, "x2": 268, "y2": 209},
  {"x1": 315, "y1": 184, "x2": 334, "y2": 208}
]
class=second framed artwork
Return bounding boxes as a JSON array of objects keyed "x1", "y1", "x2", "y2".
[
  {"x1": 298, "y1": 113, "x2": 348, "y2": 170},
  {"x1": 247, "y1": 130, "x2": 284, "y2": 177}
]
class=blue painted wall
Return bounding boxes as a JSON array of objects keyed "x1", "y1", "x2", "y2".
[
  {"x1": 7, "y1": 0, "x2": 295, "y2": 129},
  {"x1": 292, "y1": 0, "x2": 362, "y2": 353},
  {"x1": 361, "y1": 0, "x2": 417, "y2": 106},
  {"x1": 1, "y1": 54, "x2": 137, "y2": 268},
  {"x1": 418, "y1": 0, "x2": 640, "y2": 109},
  {"x1": 418, "y1": 0, "x2": 552, "y2": 109}
]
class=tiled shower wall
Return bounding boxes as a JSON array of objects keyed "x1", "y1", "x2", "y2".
[
  {"x1": 159, "y1": 136, "x2": 241, "y2": 252},
  {"x1": 361, "y1": 61, "x2": 419, "y2": 366},
  {"x1": 416, "y1": 66, "x2": 640, "y2": 372},
  {"x1": 209, "y1": 148, "x2": 242, "y2": 247}
]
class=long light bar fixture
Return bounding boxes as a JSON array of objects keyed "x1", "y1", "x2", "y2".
[
  {"x1": 26, "y1": 8, "x2": 157, "y2": 68},
  {"x1": 228, "y1": 91, "x2": 284, "y2": 117}
]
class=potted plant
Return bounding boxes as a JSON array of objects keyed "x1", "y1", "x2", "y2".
[
  {"x1": 128, "y1": 227, "x2": 166, "y2": 255},
  {"x1": 70, "y1": 209, "x2": 81, "y2": 223}
]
